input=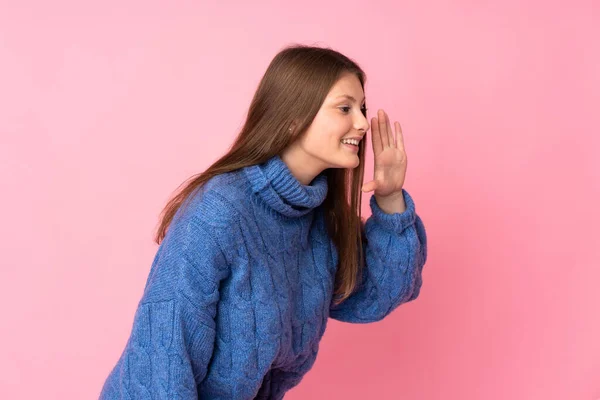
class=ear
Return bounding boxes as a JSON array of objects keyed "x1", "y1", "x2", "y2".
[{"x1": 288, "y1": 119, "x2": 300, "y2": 133}]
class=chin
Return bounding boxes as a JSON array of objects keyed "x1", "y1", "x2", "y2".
[{"x1": 331, "y1": 155, "x2": 360, "y2": 169}]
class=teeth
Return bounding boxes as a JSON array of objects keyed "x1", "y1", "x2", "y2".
[{"x1": 341, "y1": 139, "x2": 359, "y2": 145}]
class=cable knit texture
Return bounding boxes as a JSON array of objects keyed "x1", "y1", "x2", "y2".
[{"x1": 99, "y1": 154, "x2": 428, "y2": 399}]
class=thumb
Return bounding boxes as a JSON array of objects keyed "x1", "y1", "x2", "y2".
[{"x1": 361, "y1": 180, "x2": 378, "y2": 193}]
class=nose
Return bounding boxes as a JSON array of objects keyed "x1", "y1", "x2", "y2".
[{"x1": 356, "y1": 114, "x2": 370, "y2": 135}]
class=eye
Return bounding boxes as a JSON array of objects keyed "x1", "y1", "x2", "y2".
[{"x1": 339, "y1": 105, "x2": 368, "y2": 114}]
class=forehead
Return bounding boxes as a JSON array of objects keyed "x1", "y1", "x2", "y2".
[{"x1": 328, "y1": 74, "x2": 365, "y2": 102}]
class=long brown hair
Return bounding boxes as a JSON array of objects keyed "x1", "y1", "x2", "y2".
[{"x1": 154, "y1": 43, "x2": 368, "y2": 306}]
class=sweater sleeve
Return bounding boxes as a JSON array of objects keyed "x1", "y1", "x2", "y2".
[
  {"x1": 328, "y1": 188, "x2": 427, "y2": 323},
  {"x1": 99, "y1": 194, "x2": 232, "y2": 399}
]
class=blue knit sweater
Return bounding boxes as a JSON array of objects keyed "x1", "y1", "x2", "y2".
[{"x1": 99, "y1": 154, "x2": 427, "y2": 399}]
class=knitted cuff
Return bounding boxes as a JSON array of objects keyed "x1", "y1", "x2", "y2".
[{"x1": 368, "y1": 188, "x2": 417, "y2": 234}]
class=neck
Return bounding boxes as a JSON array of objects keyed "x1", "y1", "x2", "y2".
[{"x1": 280, "y1": 142, "x2": 327, "y2": 185}]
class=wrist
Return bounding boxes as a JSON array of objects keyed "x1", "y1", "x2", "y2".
[{"x1": 375, "y1": 190, "x2": 406, "y2": 214}]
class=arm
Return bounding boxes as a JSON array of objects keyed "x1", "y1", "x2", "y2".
[
  {"x1": 329, "y1": 188, "x2": 427, "y2": 323},
  {"x1": 99, "y1": 194, "x2": 232, "y2": 399}
]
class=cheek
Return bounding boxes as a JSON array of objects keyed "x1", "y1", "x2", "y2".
[
  {"x1": 302, "y1": 116, "x2": 350, "y2": 150},
  {"x1": 325, "y1": 131, "x2": 346, "y2": 147},
  {"x1": 306, "y1": 126, "x2": 339, "y2": 146}
]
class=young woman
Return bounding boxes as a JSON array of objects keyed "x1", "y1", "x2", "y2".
[{"x1": 99, "y1": 44, "x2": 428, "y2": 399}]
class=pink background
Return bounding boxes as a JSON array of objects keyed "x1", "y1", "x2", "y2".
[{"x1": 1, "y1": 1, "x2": 598, "y2": 399}]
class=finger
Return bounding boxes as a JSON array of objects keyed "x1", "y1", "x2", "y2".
[
  {"x1": 378, "y1": 109, "x2": 389, "y2": 148},
  {"x1": 371, "y1": 116, "x2": 383, "y2": 154},
  {"x1": 385, "y1": 112, "x2": 395, "y2": 147},
  {"x1": 361, "y1": 180, "x2": 378, "y2": 192},
  {"x1": 395, "y1": 121, "x2": 405, "y2": 151}
]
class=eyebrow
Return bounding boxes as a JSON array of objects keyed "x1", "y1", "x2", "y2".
[{"x1": 335, "y1": 94, "x2": 366, "y2": 103}]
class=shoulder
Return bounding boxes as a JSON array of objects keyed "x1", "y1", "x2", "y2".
[{"x1": 174, "y1": 169, "x2": 253, "y2": 232}]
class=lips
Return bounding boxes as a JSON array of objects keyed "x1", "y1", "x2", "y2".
[{"x1": 342, "y1": 142, "x2": 359, "y2": 152}]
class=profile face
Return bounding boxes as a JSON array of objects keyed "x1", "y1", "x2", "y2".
[{"x1": 296, "y1": 72, "x2": 370, "y2": 171}]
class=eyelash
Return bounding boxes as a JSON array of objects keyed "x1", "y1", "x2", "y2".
[{"x1": 340, "y1": 106, "x2": 368, "y2": 114}]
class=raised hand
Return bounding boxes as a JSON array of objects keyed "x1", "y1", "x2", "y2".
[{"x1": 361, "y1": 109, "x2": 407, "y2": 199}]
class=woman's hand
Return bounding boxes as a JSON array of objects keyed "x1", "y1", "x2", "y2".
[{"x1": 362, "y1": 109, "x2": 407, "y2": 198}]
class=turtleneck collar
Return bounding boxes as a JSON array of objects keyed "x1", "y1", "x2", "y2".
[{"x1": 242, "y1": 154, "x2": 328, "y2": 218}]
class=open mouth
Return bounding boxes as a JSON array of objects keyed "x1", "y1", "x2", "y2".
[{"x1": 341, "y1": 140, "x2": 360, "y2": 151}]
